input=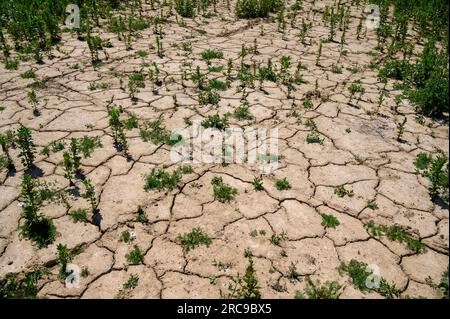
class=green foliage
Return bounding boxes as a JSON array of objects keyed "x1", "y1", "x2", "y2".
[
  {"x1": 56, "y1": 243, "x2": 72, "y2": 279},
  {"x1": 144, "y1": 168, "x2": 182, "y2": 192},
  {"x1": 81, "y1": 179, "x2": 97, "y2": 213},
  {"x1": 367, "y1": 199, "x2": 379, "y2": 210},
  {"x1": 321, "y1": 214, "x2": 340, "y2": 228},
  {"x1": 16, "y1": 127, "x2": 36, "y2": 168},
  {"x1": 198, "y1": 89, "x2": 221, "y2": 105},
  {"x1": 222, "y1": 257, "x2": 261, "y2": 299},
  {"x1": 339, "y1": 259, "x2": 401, "y2": 298},
  {"x1": 68, "y1": 208, "x2": 88, "y2": 223},
  {"x1": 338, "y1": 259, "x2": 373, "y2": 292},
  {"x1": 21, "y1": 69, "x2": 36, "y2": 79},
  {"x1": 306, "y1": 132, "x2": 324, "y2": 144},
  {"x1": 120, "y1": 230, "x2": 133, "y2": 243},
  {"x1": 211, "y1": 176, "x2": 238, "y2": 203},
  {"x1": 123, "y1": 274, "x2": 139, "y2": 290},
  {"x1": 61, "y1": 152, "x2": 75, "y2": 182},
  {"x1": 408, "y1": 40, "x2": 448, "y2": 117},
  {"x1": 136, "y1": 206, "x2": 148, "y2": 224},
  {"x1": 334, "y1": 185, "x2": 354, "y2": 198},
  {"x1": 108, "y1": 106, "x2": 128, "y2": 152},
  {"x1": 275, "y1": 178, "x2": 291, "y2": 190},
  {"x1": 233, "y1": 101, "x2": 254, "y2": 121},
  {"x1": 139, "y1": 117, "x2": 178, "y2": 145},
  {"x1": 348, "y1": 80, "x2": 364, "y2": 95},
  {"x1": 176, "y1": 227, "x2": 212, "y2": 252},
  {"x1": 81, "y1": 267, "x2": 90, "y2": 278},
  {"x1": 201, "y1": 114, "x2": 229, "y2": 130},
  {"x1": 126, "y1": 245, "x2": 144, "y2": 265},
  {"x1": 236, "y1": 0, "x2": 281, "y2": 19},
  {"x1": 208, "y1": 79, "x2": 227, "y2": 91},
  {"x1": 19, "y1": 174, "x2": 56, "y2": 248},
  {"x1": 331, "y1": 64, "x2": 343, "y2": 74},
  {"x1": 201, "y1": 49, "x2": 224, "y2": 62},
  {"x1": 0, "y1": 130, "x2": 15, "y2": 170},
  {"x1": 366, "y1": 221, "x2": 426, "y2": 252},
  {"x1": 414, "y1": 153, "x2": 449, "y2": 204},
  {"x1": 5, "y1": 59, "x2": 19, "y2": 70},
  {"x1": 269, "y1": 231, "x2": 287, "y2": 246},
  {"x1": 0, "y1": 269, "x2": 44, "y2": 299},
  {"x1": 78, "y1": 136, "x2": 102, "y2": 158},
  {"x1": 258, "y1": 59, "x2": 278, "y2": 83},
  {"x1": 426, "y1": 266, "x2": 449, "y2": 299},
  {"x1": 295, "y1": 276, "x2": 342, "y2": 299},
  {"x1": 252, "y1": 176, "x2": 264, "y2": 191},
  {"x1": 175, "y1": 0, "x2": 195, "y2": 18}
]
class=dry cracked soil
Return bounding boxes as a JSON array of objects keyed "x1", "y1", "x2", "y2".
[{"x1": 0, "y1": 0, "x2": 448, "y2": 299}]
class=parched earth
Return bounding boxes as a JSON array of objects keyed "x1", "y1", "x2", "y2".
[{"x1": 0, "y1": 1, "x2": 448, "y2": 299}]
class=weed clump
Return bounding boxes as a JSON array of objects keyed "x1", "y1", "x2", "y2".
[
  {"x1": 222, "y1": 257, "x2": 261, "y2": 299},
  {"x1": 176, "y1": 227, "x2": 212, "y2": 252},
  {"x1": 321, "y1": 214, "x2": 340, "y2": 228},
  {"x1": 295, "y1": 276, "x2": 342, "y2": 299},
  {"x1": 211, "y1": 176, "x2": 238, "y2": 203},
  {"x1": 236, "y1": 0, "x2": 281, "y2": 19},
  {"x1": 366, "y1": 221, "x2": 426, "y2": 253},
  {"x1": 126, "y1": 245, "x2": 144, "y2": 265},
  {"x1": 414, "y1": 153, "x2": 449, "y2": 204},
  {"x1": 144, "y1": 168, "x2": 182, "y2": 192},
  {"x1": 275, "y1": 178, "x2": 291, "y2": 190}
]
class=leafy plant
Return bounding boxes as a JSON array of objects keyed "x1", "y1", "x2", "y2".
[
  {"x1": 427, "y1": 266, "x2": 449, "y2": 299},
  {"x1": 211, "y1": 176, "x2": 238, "y2": 203},
  {"x1": 233, "y1": 101, "x2": 254, "y2": 121},
  {"x1": 396, "y1": 118, "x2": 407, "y2": 141},
  {"x1": 139, "y1": 118, "x2": 178, "y2": 145},
  {"x1": 144, "y1": 168, "x2": 182, "y2": 192},
  {"x1": 321, "y1": 214, "x2": 340, "y2": 228},
  {"x1": 222, "y1": 257, "x2": 261, "y2": 299},
  {"x1": 16, "y1": 127, "x2": 36, "y2": 169},
  {"x1": 367, "y1": 199, "x2": 378, "y2": 210},
  {"x1": 236, "y1": 0, "x2": 281, "y2": 19},
  {"x1": 275, "y1": 178, "x2": 291, "y2": 190},
  {"x1": 0, "y1": 130, "x2": 15, "y2": 170},
  {"x1": 68, "y1": 208, "x2": 88, "y2": 223},
  {"x1": 201, "y1": 49, "x2": 223, "y2": 64},
  {"x1": 0, "y1": 269, "x2": 44, "y2": 299},
  {"x1": 108, "y1": 106, "x2": 128, "y2": 153},
  {"x1": 269, "y1": 231, "x2": 287, "y2": 246},
  {"x1": 57, "y1": 244, "x2": 72, "y2": 279},
  {"x1": 78, "y1": 136, "x2": 102, "y2": 157},
  {"x1": 136, "y1": 206, "x2": 148, "y2": 224},
  {"x1": 198, "y1": 89, "x2": 221, "y2": 106},
  {"x1": 120, "y1": 230, "x2": 133, "y2": 243},
  {"x1": 123, "y1": 274, "x2": 139, "y2": 290},
  {"x1": 201, "y1": 114, "x2": 229, "y2": 130},
  {"x1": 366, "y1": 221, "x2": 426, "y2": 253},
  {"x1": 295, "y1": 276, "x2": 342, "y2": 299},
  {"x1": 252, "y1": 176, "x2": 264, "y2": 191},
  {"x1": 339, "y1": 259, "x2": 400, "y2": 298},
  {"x1": 175, "y1": 0, "x2": 195, "y2": 18},
  {"x1": 334, "y1": 185, "x2": 354, "y2": 198},
  {"x1": 126, "y1": 245, "x2": 144, "y2": 265},
  {"x1": 306, "y1": 132, "x2": 324, "y2": 145},
  {"x1": 176, "y1": 227, "x2": 212, "y2": 252},
  {"x1": 414, "y1": 153, "x2": 449, "y2": 204},
  {"x1": 81, "y1": 179, "x2": 97, "y2": 213},
  {"x1": 338, "y1": 259, "x2": 373, "y2": 292},
  {"x1": 19, "y1": 174, "x2": 56, "y2": 248}
]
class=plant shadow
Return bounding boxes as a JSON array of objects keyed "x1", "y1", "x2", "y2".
[
  {"x1": 92, "y1": 210, "x2": 103, "y2": 229},
  {"x1": 25, "y1": 165, "x2": 44, "y2": 178}
]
